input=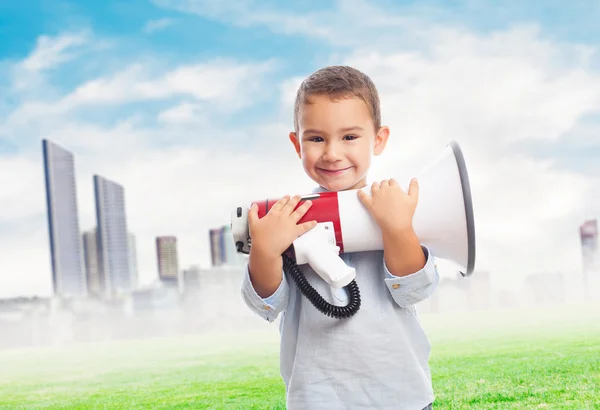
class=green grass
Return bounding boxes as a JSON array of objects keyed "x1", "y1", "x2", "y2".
[
  {"x1": 1, "y1": 305, "x2": 599, "y2": 409},
  {"x1": 422, "y1": 306, "x2": 600, "y2": 409}
]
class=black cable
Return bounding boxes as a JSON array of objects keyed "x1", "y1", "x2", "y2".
[{"x1": 282, "y1": 253, "x2": 361, "y2": 319}]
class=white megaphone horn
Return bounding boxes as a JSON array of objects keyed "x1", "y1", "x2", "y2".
[{"x1": 231, "y1": 141, "x2": 476, "y2": 308}]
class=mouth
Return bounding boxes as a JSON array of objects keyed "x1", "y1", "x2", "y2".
[{"x1": 317, "y1": 166, "x2": 352, "y2": 176}]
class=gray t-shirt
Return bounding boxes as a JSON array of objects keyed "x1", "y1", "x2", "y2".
[{"x1": 241, "y1": 189, "x2": 440, "y2": 410}]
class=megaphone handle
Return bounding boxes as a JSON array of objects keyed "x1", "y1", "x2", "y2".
[
  {"x1": 306, "y1": 246, "x2": 356, "y2": 289},
  {"x1": 282, "y1": 254, "x2": 361, "y2": 319}
]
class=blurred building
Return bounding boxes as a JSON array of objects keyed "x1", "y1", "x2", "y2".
[
  {"x1": 128, "y1": 232, "x2": 139, "y2": 289},
  {"x1": 83, "y1": 228, "x2": 138, "y2": 297},
  {"x1": 94, "y1": 175, "x2": 133, "y2": 298},
  {"x1": 417, "y1": 269, "x2": 492, "y2": 314},
  {"x1": 465, "y1": 270, "x2": 492, "y2": 310},
  {"x1": 42, "y1": 139, "x2": 87, "y2": 298},
  {"x1": 209, "y1": 228, "x2": 223, "y2": 266},
  {"x1": 125, "y1": 283, "x2": 181, "y2": 315},
  {"x1": 580, "y1": 219, "x2": 599, "y2": 299},
  {"x1": 180, "y1": 264, "x2": 258, "y2": 329},
  {"x1": 182, "y1": 265, "x2": 201, "y2": 290},
  {"x1": 524, "y1": 272, "x2": 565, "y2": 306},
  {"x1": 209, "y1": 225, "x2": 243, "y2": 267},
  {"x1": 82, "y1": 228, "x2": 101, "y2": 296},
  {"x1": 156, "y1": 236, "x2": 179, "y2": 283}
]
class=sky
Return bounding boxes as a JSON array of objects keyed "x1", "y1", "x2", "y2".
[{"x1": 1, "y1": 0, "x2": 600, "y2": 298}]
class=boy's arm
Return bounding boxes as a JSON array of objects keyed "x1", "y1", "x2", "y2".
[
  {"x1": 240, "y1": 195, "x2": 315, "y2": 321},
  {"x1": 382, "y1": 228, "x2": 439, "y2": 308},
  {"x1": 240, "y1": 252, "x2": 290, "y2": 322},
  {"x1": 356, "y1": 179, "x2": 439, "y2": 308}
]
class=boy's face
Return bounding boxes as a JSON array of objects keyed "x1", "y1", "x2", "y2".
[{"x1": 289, "y1": 94, "x2": 389, "y2": 192}]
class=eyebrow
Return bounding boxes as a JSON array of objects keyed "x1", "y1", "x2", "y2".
[{"x1": 302, "y1": 126, "x2": 364, "y2": 137}]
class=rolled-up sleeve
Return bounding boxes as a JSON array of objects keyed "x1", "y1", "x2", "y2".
[
  {"x1": 383, "y1": 245, "x2": 440, "y2": 308},
  {"x1": 241, "y1": 264, "x2": 290, "y2": 322}
]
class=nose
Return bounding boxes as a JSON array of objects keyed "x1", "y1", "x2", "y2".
[{"x1": 322, "y1": 142, "x2": 343, "y2": 162}]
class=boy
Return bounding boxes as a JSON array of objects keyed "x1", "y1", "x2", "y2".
[{"x1": 241, "y1": 66, "x2": 439, "y2": 409}]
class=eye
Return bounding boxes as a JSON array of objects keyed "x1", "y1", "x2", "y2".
[
  {"x1": 308, "y1": 136, "x2": 324, "y2": 142},
  {"x1": 343, "y1": 134, "x2": 358, "y2": 140}
]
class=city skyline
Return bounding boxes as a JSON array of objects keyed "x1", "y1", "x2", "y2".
[
  {"x1": 18, "y1": 137, "x2": 600, "y2": 300},
  {"x1": 2, "y1": 1, "x2": 600, "y2": 298},
  {"x1": 42, "y1": 139, "x2": 143, "y2": 300},
  {"x1": 41, "y1": 138, "x2": 243, "y2": 300}
]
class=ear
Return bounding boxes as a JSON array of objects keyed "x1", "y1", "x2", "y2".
[
  {"x1": 373, "y1": 126, "x2": 390, "y2": 156},
  {"x1": 289, "y1": 132, "x2": 302, "y2": 158}
]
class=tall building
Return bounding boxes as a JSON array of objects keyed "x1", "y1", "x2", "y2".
[
  {"x1": 221, "y1": 225, "x2": 239, "y2": 265},
  {"x1": 209, "y1": 228, "x2": 224, "y2": 266},
  {"x1": 209, "y1": 225, "x2": 242, "y2": 267},
  {"x1": 580, "y1": 219, "x2": 599, "y2": 298},
  {"x1": 94, "y1": 175, "x2": 132, "y2": 297},
  {"x1": 42, "y1": 139, "x2": 87, "y2": 298},
  {"x1": 128, "y1": 232, "x2": 139, "y2": 289},
  {"x1": 156, "y1": 236, "x2": 179, "y2": 282},
  {"x1": 82, "y1": 228, "x2": 101, "y2": 296}
]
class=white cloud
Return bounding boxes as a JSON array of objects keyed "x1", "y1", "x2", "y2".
[
  {"x1": 0, "y1": 58, "x2": 278, "y2": 149},
  {"x1": 7, "y1": 32, "x2": 90, "y2": 95},
  {"x1": 20, "y1": 32, "x2": 89, "y2": 73},
  {"x1": 2, "y1": 9, "x2": 600, "y2": 300},
  {"x1": 151, "y1": 0, "x2": 421, "y2": 47},
  {"x1": 0, "y1": 155, "x2": 45, "y2": 221},
  {"x1": 60, "y1": 58, "x2": 276, "y2": 110},
  {"x1": 158, "y1": 102, "x2": 205, "y2": 124}
]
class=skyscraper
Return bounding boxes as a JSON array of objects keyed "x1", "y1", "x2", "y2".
[
  {"x1": 209, "y1": 225, "x2": 243, "y2": 267},
  {"x1": 209, "y1": 228, "x2": 224, "y2": 266},
  {"x1": 128, "y1": 232, "x2": 139, "y2": 289},
  {"x1": 94, "y1": 175, "x2": 132, "y2": 297},
  {"x1": 82, "y1": 228, "x2": 101, "y2": 296},
  {"x1": 42, "y1": 139, "x2": 87, "y2": 298},
  {"x1": 221, "y1": 225, "x2": 240, "y2": 265},
  {"x1": 580, "y1": 219, "x2": 599, "y2": 298},
  {"x1": 156, "y1": 236, "x2": 179, "y2": 282}
]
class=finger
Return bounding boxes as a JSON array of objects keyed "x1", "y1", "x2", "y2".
[
  {"x1": 389, "y1": 178, "x2": 400, "y2": 187},
  {"x1": 371, "y1": 181, "x2": 380, "y2": 195},
  {"x1": 357, "y1": 189, "x2": 372, "y2": 209},
  {"x1": 408, "y1": 178, "x2": 419, "y2": 199},
  {"x1": 380, "y1": 179, "x2": 389, "y2": 188},
  {"x1": 297, "y1": 220, "x2": 318, "y2": 235},
  {"x1": 282, "y1": 195, "x2": 302, "y2": 214},
  {"x1": 247, "y1": 203, "x2": 258, "y2": 224},
  {"x1": 291, "y1": 199, "x2": 313, "y2": 221},
  {"x1": 270, "y1": 195, "x2": 290, "y2": 213}
]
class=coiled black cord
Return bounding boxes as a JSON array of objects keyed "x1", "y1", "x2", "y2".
[{"x1": 282, "y1": 253, "x2": 361, "y2": 319}]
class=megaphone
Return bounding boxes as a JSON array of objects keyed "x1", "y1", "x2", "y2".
[{"x1": 231, "y1": 140, "x2": 476, "y2": 318}]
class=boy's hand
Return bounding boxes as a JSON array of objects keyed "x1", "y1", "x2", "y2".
[
  {"x1": 357, "y1": 178, "x2": 419, "y2": 235},
  {"x1": 248, "y1": 195, "x2": 317, "y2": 260}
]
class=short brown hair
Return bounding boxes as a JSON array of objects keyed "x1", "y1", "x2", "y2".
[{"x1": 293, "y1": 65, "x2": 381, "y2": 133}]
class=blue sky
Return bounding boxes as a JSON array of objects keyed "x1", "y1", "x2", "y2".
[
  {"x1": 1, "y1": 0, "x2": 600, "y2": 298},
  {"x1": 2, "y1": 0, "x2": 600, "y2": 159},
  {"x1": 3, "y1": 0, "x2": 600, "y2": 58}
]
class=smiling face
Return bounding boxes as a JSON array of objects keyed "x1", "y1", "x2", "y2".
[{"x1": 289, "y1": 94, "x2": 389, "y2": 192}]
